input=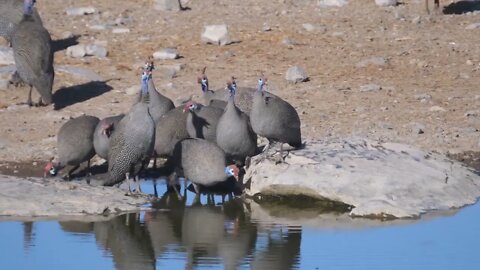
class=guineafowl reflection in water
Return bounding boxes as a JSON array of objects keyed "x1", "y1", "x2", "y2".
[{"x1": 58, "y1": 194, "x2": 302, "y2": 270}]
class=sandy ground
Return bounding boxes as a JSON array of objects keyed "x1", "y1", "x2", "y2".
[{"x1": 0, "y1": 0, "x2": 479, "y2": 170}]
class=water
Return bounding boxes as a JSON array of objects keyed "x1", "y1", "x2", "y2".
[{"x1": 1, "y1": 180, "x2": 480, "y2": 270}]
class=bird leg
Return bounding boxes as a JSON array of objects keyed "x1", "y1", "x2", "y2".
[
  {"x1": 62, "y1": 164, "x2": 80, "y2": 180},
  {"x1": 16, "y1": 86, "x2": 34, "y2": 106},
  {"x1": 86, "y1": 160, "x2": 91, "y2": 185},
  {"x1": 125, "y1": 172, "x2": 132, "y2": 194},
  {"x1": 153, "y1": 178, "x2": 158, "y2": 197},
  {"x1": 193, "y1": 183, "x2": 200, "y2": 194},
  {"x1": 134, "y1": 175, "x2": 142, "y2": 194},
  {"x1": 167, "y1": 172, "x2": 182, "y2": 200}
]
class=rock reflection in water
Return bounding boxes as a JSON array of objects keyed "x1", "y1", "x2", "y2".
[{"x1": 57, "y1": 190, "x2": 304, "y2": 270}]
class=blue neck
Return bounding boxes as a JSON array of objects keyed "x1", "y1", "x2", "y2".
[
  {"x1": 257, "y1": 80, "x2": 264, "y2": 92},
  {"x1": 23, "y1": 1, "x2": 34, "y2": 16},
  {"x1": 141, "y1": 75, "x2": 149, "y2": 95},
  {"x1": 201, "y1": 80, "x2": 208, "y2": 92}
]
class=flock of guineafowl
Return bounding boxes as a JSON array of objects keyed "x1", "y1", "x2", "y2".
[{"x1": 1, "y1": 0, "x2": 302, "y2": 196}]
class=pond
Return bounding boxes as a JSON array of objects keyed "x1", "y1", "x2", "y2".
[{"x1": 1, "y1": 179, "x2": 479, "y2": 270}]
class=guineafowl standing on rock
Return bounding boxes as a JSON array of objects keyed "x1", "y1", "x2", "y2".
[
  {"x1": 216, "y1": 80, "x2": 257, "y2": 166},
  {"x1": 250, "y1": 76, "x2": 302, "y2": 162},
  {"x1": 105, "y1": 70, "x2": 156, "y2": 193},
  {"x1": 44, "y1": 115, "x2": 99, "y2": 182},
  {"x1": 170, "y1": 138, "x2": 239, "y2": 195},
  {"x1": 0, "y1": 0, "x2": 43, "y2": 43},
  {"x1": 138, "y1": 58, "x2": 174, "y2": 124},
  {"x1": 11, "y1": 0, "x2": 54, "y2": 106},
  {"x1": 184, "y1": 100, "x2": 223, "y2": 143},
  {"x1": 93, "y1": 114, "x2": 125, "y2": 160}
]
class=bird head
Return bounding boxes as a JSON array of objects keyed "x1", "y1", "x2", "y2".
[
  {"x1": 225, "y1": 164, "x2": 240, "y2": 180},
  {"x1": 101, "y1": 122, "x2": 115, "y2": 137},
  {"x1": 144, "y1": 56, "x2": 155, "y2": 73},
  {"x1": 197, "y1": 67, "x2": 208, "y2": 92},
  {"x1": 23, "y1": 0, "x2": 35, "y2": 15},
  {"x1": 43, "y1": 158, "x2": 58, "y2": 178},
  {"x1": 183, "y1": 101, "x2": 198, "y2": 113},
  {"x1": 227, "y1": 77, "x2": 237, "y2": 97},
  {"x1": 257, "y1": 74, "x2": 267, "y2": 92}
]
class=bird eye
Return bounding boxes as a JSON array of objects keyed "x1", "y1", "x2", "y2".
[{"x1": 49, "y1": 168, "x2": 57, "y2": 176}]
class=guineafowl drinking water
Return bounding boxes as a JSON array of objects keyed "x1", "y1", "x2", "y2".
[
  {"x1": 44, "y1": 115, "x2": 99, "y2": 182},
  {"x1": 11, "y1": 0, "x2": 54, "y2": 106},
  {"x1": 250, "y1": 76, "x2": 302, "y2": 162},
  {"x1": 105, "y1": 69, "x2": 155, "y2": 193},
  {"x1": 216, "y1": 80, "x2": 257, "y2": 166}
]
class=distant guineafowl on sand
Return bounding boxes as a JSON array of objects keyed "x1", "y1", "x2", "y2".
[
  {"x1": 11, "y1": 0, "x2": 54, "y2": 106},
  {"x1": 105, "y1": 69, "x2": 155, "y2": 193},
  {"x1": 44, "y1": 115, "x2": 99, "y2": 182}
]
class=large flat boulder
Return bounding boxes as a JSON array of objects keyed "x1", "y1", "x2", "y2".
[
  {"x1": 0, "y1": 175, "x2": 150, "y2": 217},
  {"x1": 244, "y1": 138, "x2": 480, "y2": 218}
]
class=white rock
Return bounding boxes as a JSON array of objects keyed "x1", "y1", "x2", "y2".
[
  {"x1": 244, "y1": 138, "x2": 480, "y2": 218},
  {"x1": 153, "y1": 48, "x2": 179, "y2": 60},
  {"x1": 154, "y1": 0, "x2": 181, "y2": 11},
  {"x1": 302, "y1": 23, "x2": 316, "y2": 32},
  {"x1": 89, "y1": 24, "x2": 107, "y2": 31},
  {"x1": 201, "y1": 24, "x2": 232, "y2": 46},
  {"x1": 286, "y1": 66, "x2": 308, "y2": 83},
  {"x1": 262, "y1": 23, "x2": 272, "y2": 32},
  {"x1": 66, "y1": 6, "x2": 97, "y2": 16},
  {"x1": 112, "y1": 28, "x2": 130, "y2": 34},
  {"x1": 429, "y1": 106, "x2": 446, "y2": 112},
  {"x1": 56, "y1": 65, "x2": 104, "y2": 81},
  {"x1": 0, "y1": 78, "x2": 9, "y2": 90},
  {"x1": 360, "y1": 84, "x2": 382, "y2": 92},
  {"x1": 318, "y1": 0, "x2": 348, "y2": 7},
  {"x1": 465, "y1": 23, "x2": 480, "y2": 30},
  {"x1": 66, "y1": 44, "x2": 87, "y2": 58},
  {"x1": 85, "y1": 44, "x2": 108, "y2": 58},
  {"x1": 375, "y1": 0, "x2": 397, "y2": 7},
  {"x1": 0, "y1": 46, "x2": 14, "y2": 65}
]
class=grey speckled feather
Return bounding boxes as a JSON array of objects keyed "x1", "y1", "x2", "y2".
[
  {"x1": 0, "y1": 0, "x2": 42, "y2": 41},
  {"x1": 56, "y1": 115, "x2": 99, "y2": 168},
  {"x1": 12, "y1": 13, "x2": 54, "y2": 104},
  {"x1": 250, "y1": 90, "x2": 301, "y2": 147},
  {"x1": 216, "y1": 98, "x2": 257, "y2": 164},
  {"x1": 106, "y1": 87, "x2": 155, "y2": 186},
  {"x1": 93, "y1": 114, "x2": 125, "y2": 160},
  {"x1": 172, "y1": 138, "x2": 229, "y2": 187},
  {"x1": 186, "y1": 103, "x2": 223, "y2": 143},
  {"x1": 154, "y1": 106, "x2": 189, "y2": 158}
]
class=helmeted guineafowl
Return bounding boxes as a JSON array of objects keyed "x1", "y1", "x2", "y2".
[
  {"x1": 199, "y1": 69, "x2": 255, "y2": 115},
  {"x1": 11, "y1": 0, "x2": 54, "y2": 106},
  {"x1": 154, "y1": 106, "x2": 189, "y2": 159},
  {"x1": 105, "y1": 69, "x2": 156, "y2": 192},
  {"x1": 250, "y1": 76, "x2": 302, "y2": 161},
  {"x1": 138, "y1": 58, "x2": 174, "y2": 124},
  {"x1": 170, "y1": 138, "x2": 239, "y2": 194},
  {"x1": 184, "y1": 100, "x2": 223, "y2": 143},
  {"x1": 0, "y1": 0, "x2": 42, "y2": 43},
  {"x1": 93, "y1": 114, "x2": 125, "y2": 160},
  {"x1": 44, "y1": 115, "x2": 99, "y2": 182},
  {"x1": 216, "y1": 81, "x2": 257, "y2": 165}
]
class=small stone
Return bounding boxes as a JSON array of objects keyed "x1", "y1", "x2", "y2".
[
  {"x1": 66, "y1": 44, "x2": 87, "y2": 58},
  {"x1": 201, "y1": 24, "x2": 232, "y2": 46},
  {"x1": 262, "y1": 23, "x2": 272, "y2": 32},
  {"x1": 465, "y1": 110, "x2": 479, "y2": 117},
  {"x1": 0, "y1": 78, "x2": 9, "y2": 90},
  {"x1": 411, "y1": 16, "x2": 421, "y2": 24},
  {"x1": 282, "y1": 37, "x2": 297, "y2": 46},
  {"x1": 414, "y1": 94, "x2": 432, "y2": 102},
  {"x1": 429, "y1": 106, "x2": 446, "y2": 112},
  {"x1": 356, "y1": 56, "x2": 387, "y2": 68},
  {"x1": 318, "y1": 0, "x2": 348, "y2": 7},
  {"x1": 466, "y1": 60, "x2": 474, "y2": 66},
  {"x1": 0, "y1": 46, "x2": 14, "y2": 65},
  {"x1": 359, "y1": 84, "x2": 381, "y2": 92},
  {"x1": 154, "y1": 0, "x2": 181, "y2": 11},
  {"x1": 112, "y1": 28, "x2": 130, "y2": 34},
  {"x1": 125, "y1": 85, "x2": 140, "y2": 96},
  {"x1": 459, "y1": 73, "x2": 470, "y2": 79},
  {"x1": 465, "y1": 23, "x2": 480, "y2": 30},
  {"x1": 302, "y1": 23, "x2": 316, "y2": 32},
  {"x1": 286, "y1": 66, "x2": 308, "y2": 83},
  {"x1": 62, "y1": 31, "x2": 74, "y2": 39},
  {"x1": 153, "y1": 48, "x2": 179, "y2": 60},
  {"x1": 89, "y1": 24, "x2": 107, "y2": 31},
  {"x1": 375, "y1": 0, "x2": 397, "y2": 7},
  {"x1": 85, "y1": 44, "x2": 108, "y2": 58},
  {"x1": 32, "y1": 162, "x2": 37, "y2": 166},
  {"x1": 66, "y1": 7, "x2": 97, "y2": 16}
]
